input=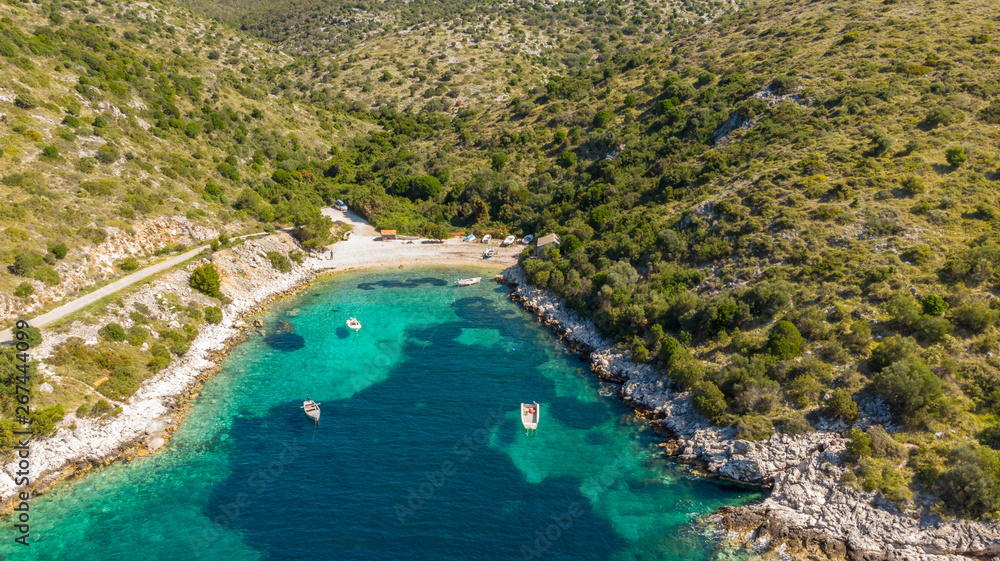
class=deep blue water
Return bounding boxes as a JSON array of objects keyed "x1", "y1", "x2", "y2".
[{"x1": 2, "y1": 268, "x2": 759, "y2": 560}]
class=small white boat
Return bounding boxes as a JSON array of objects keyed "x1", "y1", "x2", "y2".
[
  {"x1": 482, "y1": 234, "x2": 492, "y2": 243},
  {"x1": 502, "y1": 235, "x2": 516, "y2": 246},
  {"x1": 482, "y1": 248, "x2": 496, "y2": 259},
  {"x1": 456, "y1": 277, "x2": 482, "y2": 286},
  {"x1": 346, "y1": 317, "x2": 362, "y2": 331},
  {"x1": 464, "y1": 234, "x2": 476, "y2": 242},
  {"x1": 343, "y1": 231, "x2": 353, "y2": 241},
  {"x1": 521, "y1": 402, "x2": 540, "y2": 430},
  {"x1": 301, "y1": 398, "x2": 321, "y2": 422},
  {"x1": 521, "y1": 234, "x2": 534, "y2": 245}
]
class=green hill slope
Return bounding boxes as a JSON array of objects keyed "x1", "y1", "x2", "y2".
[{"x1": 281, "y1": 0, "x2": 1000, "y2": 520}]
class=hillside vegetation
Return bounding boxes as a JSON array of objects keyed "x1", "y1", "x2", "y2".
[{"x1": 6, "y1": 0, "x2": 1000, "y2": 523}]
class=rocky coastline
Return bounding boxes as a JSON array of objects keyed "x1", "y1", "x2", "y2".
[
  {"x1": 4, "y1": 242, "x2": 999, "y2": 559},
  {"x1": 0, "y1": 226, "x2": 514, "y2": 513},
  {"x1": 0, "y1": 233, "x2": 318, "y2": 510},
  {"x1": 498, "y1": 265, "x2": 1000, "y2": 561}
]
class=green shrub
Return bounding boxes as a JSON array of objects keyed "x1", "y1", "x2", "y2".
[
  {"x1": 41, "y1": 145, "x2": 59, "y2": 159},
  {"x1": 667, "y1": 355, "x2": 704, "y2": 390},
  {"x1": 846, "y1": 427, "x2": 872, "y2": 460},
  {"x1": 691, "y1": 380, "x2": 727, "y2": 423},
  {"x1": 87, "y1": 399, "x2": 115, "y2": 418},
  {"x1": 902, "y1": 245, "x2": 933, "y2": 265},
  {"x1": 868, "y1": 335, "x2": 918, "y2": 372},
  {"x1": 119, "y1": 257, "x2": 140, "y2": 271},
  {"x1": 490, "y1": 152, "x2": 508, "y2": 172},
  {"x1": 953, "y1": 302, "x2": 995, "y2": 332},
  {"x1": 14, "y1": 93, "x2": 39, "y2": 109},
  {"x1": 126, "y1": 326, "x2": 149, "y2": 346},
  {"x1": 99, "y1": 323, "x2": 126, "y2": 342},
  {"x1": 924, "y1": 107, "x2": 962, "y2": 127},
  {"x1": 867, "y1": 425, "x2": 906, "y2": 460},
  {"x1": 557, "y1": 151, "x2": 578, "y2": 168},
  {"x1": 787, "y1": 374, "x2": 823, "y2": 408},
  {"x1": 189, "y1": 263, "x2": 222, "y2": 298},
  {"x1": 592, "y1": 109, "x2": 613, "y2": 128},
  {"x1": 776, "y1": 411, "x2": 813, "y2": 435},
  {"x1": 735, "y1": 414, "x2": 774, "y2": 440},
  {"x1": 769, "y1": 74, "x2": 800, "y2": 95},
  {"x1": 937, "y1": 446, "x2": 1000, "y2": 519},
  {"x1": 822, "y1": 388, "x2": 858, "y2": 422},
  {"x1": 13, "y1": 282, "x2": 34, "y2": 298},
  {"x1": 920, "y1": 294, "x2": 948, "y2": 316},
  {"x1": 872, "y1": 359, "x2": 943, "y2": 427},
  {"x1": 10, "y1": 252, "x2": 34, "y2": 277},
  {"x1": 918, "y1": 315, "x2": 953, "y2": 343},
  {"x1": 49, "y1": 243, "x2": 68, "y2": 259},
  {"x1": 33, "y1": 266, "x2": 60, "y2": 286},
  {"x1": 767, "y1": 321, "x2": 804, "y2": 359},
  {"x1": 946, "y1": 146, "x2": 967, "y2": 167},
  {"x1": 204, "y1": 306, "x2": 223, "y2": 324},
  {"x1": 901, "y1": 175, "x2": 924, "y2": 196},
  {"x1": 266, "y1": 251, "x2": 292, "y2": 273},
  {"x1": 14, "y1": 325, "x2": 41, "y2": 348},
  {"x1": 29, "y1": 405, "x2": 64, "y2": 436}
]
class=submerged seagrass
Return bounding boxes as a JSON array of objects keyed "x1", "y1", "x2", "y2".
[{"x1": 0, "y1": 269, "x2": 758, "y2": 560}]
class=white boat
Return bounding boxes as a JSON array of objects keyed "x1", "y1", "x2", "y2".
[
  {"x1": 521, "y1": 234, "x2": 534, "y2": 245},
  {"x1": 464, "y1": 234, "x2": 476, "y2": 242},
  {"x1": 301, "y1": 398, "x2": 321, "y2": 422},
  {"x1": 343, "y1": 231, "x2": 353, "y2": 241},
  {"x1": 502, "y1": 235, "x2": 516, "y2": 246},
  {"x1": 521, "y1": 402, "x2": 539, "y2": 430},
  {"x1": 482, "y1": 234, "x2": 492, "y2": 243},
  {"x1": 482, "y1": 248, "x2": 496, "y2": 259},
  {"x1": 346, "y1": 317, "x2": 362, "y2": 331},
  {"x1": 456, "y1": 277, "x2": 482, "y2": 286}
]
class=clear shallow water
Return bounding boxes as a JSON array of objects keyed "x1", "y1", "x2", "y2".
[{"x1": 4, "y1": 268, "x2": 760, "y2": 561}]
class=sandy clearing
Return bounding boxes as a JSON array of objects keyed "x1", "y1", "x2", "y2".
[{"x1": 313, "y1": 208, "x2": 520, "y2": 272}]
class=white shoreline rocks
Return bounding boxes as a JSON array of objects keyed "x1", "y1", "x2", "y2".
[{"x1": 499, "y1": 265, "x2": 1000, "y2": 561}]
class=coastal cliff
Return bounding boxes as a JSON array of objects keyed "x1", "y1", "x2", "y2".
[{"x1": 499, "y1": 265, "x2": 1000, "y2": 561}]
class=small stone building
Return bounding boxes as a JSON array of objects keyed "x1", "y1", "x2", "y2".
[
  {"x1": 535, "y1": 233, "x2": 560, "y2": 256},
  {"x1": 380, "y1": 229, "x2": 397, "y2": 240}
]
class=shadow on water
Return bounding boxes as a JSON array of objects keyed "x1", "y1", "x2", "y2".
[
  {"x1": 357, "y1": 277, "x2": 448, "y2": 291},
  {"x1": 205, "y1": 372, "x2": 629, "y2": 561},
  {"x1": 335, "y1": 326, "x2": 351, "y2": 339},
  {"x1": 547, "y1": 397, "x2": 606, "y2": 431},
  {"x1": 263, "y1": 332, "x2": 305, "y2": 351}
]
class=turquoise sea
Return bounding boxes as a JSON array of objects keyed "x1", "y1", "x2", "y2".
[{"x1": 2, "y1": 268, "x2": 760, "y2": 560}]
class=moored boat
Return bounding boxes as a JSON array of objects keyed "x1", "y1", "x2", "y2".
[
  {"x1": 464, "y1": 234, "x2": 476, "y2": 242},
  {"x1": 521, "y1": 234, "x2": 534, "y2": 245},
  {"x1": 502, "y1": 235, "x2": 516, "y2": 246},
  {"x1": 346, "y1": 317, "x2": 362, "y2": 331},
  {"x1": 482, "y1": 234, "x2": 492, "y2": 243},
  {"x1": 482, "y1": 248, "x2": 496, "y2": 259},
  {"x1": 520, "y1": 401, "x2": 540, "y2": 430},
  {"x1": 456, "y1": 277, "x2": 482, "y2": 286},
  {"x1": 301, "y1": 398, "x2": 321, "y2": 422}
]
